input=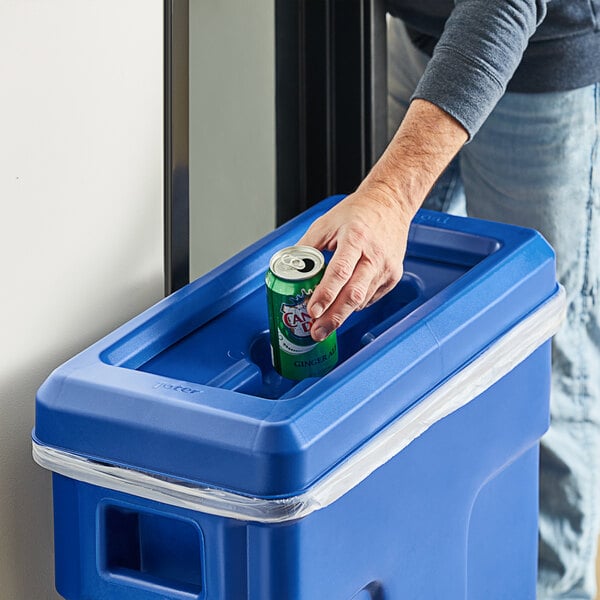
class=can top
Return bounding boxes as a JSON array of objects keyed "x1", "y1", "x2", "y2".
[{"x1": 269, "y1": 246, "x2": 325, "y2": 281}]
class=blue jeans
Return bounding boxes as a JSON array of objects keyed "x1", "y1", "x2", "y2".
[{"x1": 388, "y1": 17, "x2": 600, "y2": 600}]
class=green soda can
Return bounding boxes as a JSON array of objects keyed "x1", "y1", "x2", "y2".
[{"x1": 266, "y1": 245, "x2": 338, "y2": 380}]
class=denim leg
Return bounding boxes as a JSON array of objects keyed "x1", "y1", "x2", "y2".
[
  {"x1": 387, "y1": 15, "x2": 466, "y2": 215},
  {"x1": 387, "y1": 15, "x2": 429, "y2": 139},
  {"x1": 461, "y1": 85, "x2": 600, "y2": 600},
  {"x1": 388, "y1": 11, "x2": 600, "y2": 596}
]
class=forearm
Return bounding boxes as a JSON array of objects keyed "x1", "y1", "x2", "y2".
[
  {"x1": 358, "y1": 98, "x2": 468, "y2": 215},
  {"x1": 297, "y1": 98, "x2": 468, "y2": 340}
]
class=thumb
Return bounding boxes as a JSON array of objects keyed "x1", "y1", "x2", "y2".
[{"x1": 296, "y1": 221, "x2": 327, "y2": 250}]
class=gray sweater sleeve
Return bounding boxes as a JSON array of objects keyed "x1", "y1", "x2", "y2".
[{"x1": 411, "y1": 0, "x2": 549, "y2": 139}]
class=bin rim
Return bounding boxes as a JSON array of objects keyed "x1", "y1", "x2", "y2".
[{"x1": 32, "y1": 286, "x2": 565, "y2": 523}]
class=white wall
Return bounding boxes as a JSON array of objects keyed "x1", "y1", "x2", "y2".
[
  {"x1": 189, "y1": 0, "x2": 276, "y2": 280},
  {"x1": 0, "y1": 1, "x2": 164, "y2": 597}
]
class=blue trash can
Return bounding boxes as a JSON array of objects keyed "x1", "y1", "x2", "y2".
[{"x1": 33, "y1": 195, "x2": 565, "y2": 600}]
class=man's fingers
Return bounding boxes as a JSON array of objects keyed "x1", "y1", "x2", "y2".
[
  {"x1": 307, "y1": 245, "x2": 363, "y2": 319},
  {"x1": 366, "y1": 277, "x2": 402, "y2": 308},
  {"x1": 310, "y1": 260, "x2": 379, "y2": 341}
]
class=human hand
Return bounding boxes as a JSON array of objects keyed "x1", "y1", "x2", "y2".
[
  {"x1": 297, "y1": 99, "x2": 468, "y2": 342},
  {"x1": 297, "y1": 189, "x2": 413, "y2": 342}
]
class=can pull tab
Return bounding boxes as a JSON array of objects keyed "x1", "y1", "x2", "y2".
[
  {"x1": 280, "y1": 254, "x2": 315, "y2": 273},
  {"x1": 280, "y1": 254, "x2": 308, "y2": 271}
]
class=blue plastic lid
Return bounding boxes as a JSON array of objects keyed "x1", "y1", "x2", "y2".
[{"x1": 34, "y1": 195, "x2": 558, "y2": 498}]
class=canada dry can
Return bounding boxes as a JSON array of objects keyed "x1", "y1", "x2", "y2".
[{"x1": 266, "y1": 246, "x2": 338, "y2": 380}]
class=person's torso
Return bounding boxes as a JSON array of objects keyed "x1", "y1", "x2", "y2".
[{"x1": 386, "y1": 0, "x2": 600, "y2": 44}]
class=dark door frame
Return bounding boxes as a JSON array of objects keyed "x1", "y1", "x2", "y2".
[
  {"x1": 275, "y1": 0, "x2": 388, "y2": 225},
  {"x1": 164, "y1": 0, "x2": 190, "y2": 295},
  {"x1": 164, "y1": 0, "x2": 387, "y2": 294}
]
